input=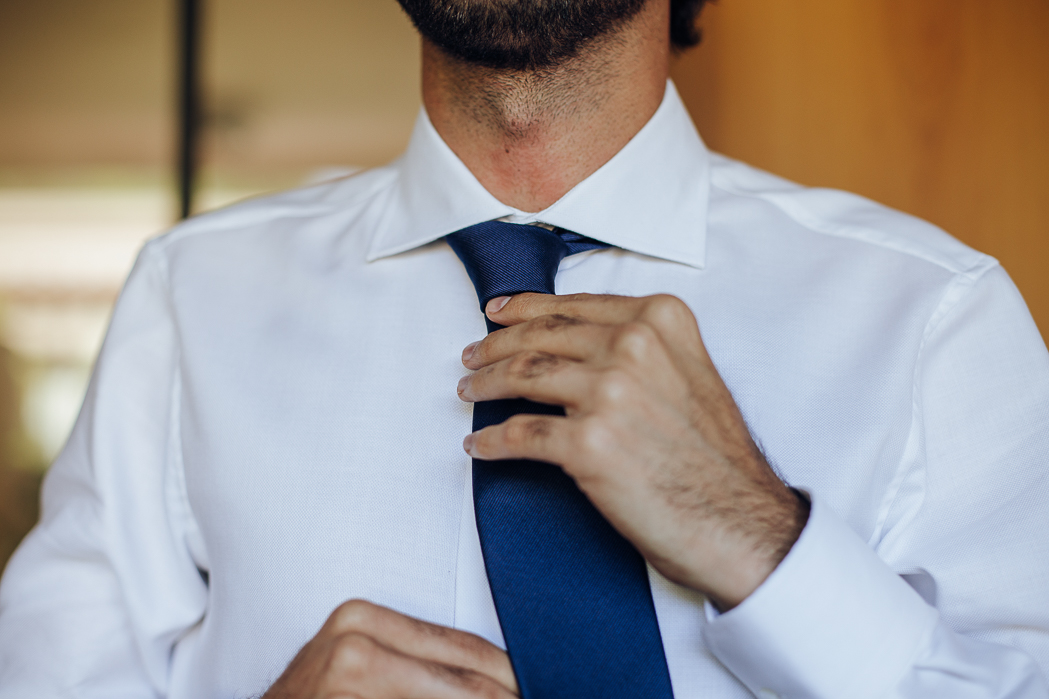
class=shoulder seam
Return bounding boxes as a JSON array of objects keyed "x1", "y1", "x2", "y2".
[
  {"x1": 709, "y1": 171, "x2": 995, "y2": 280},
  {"x1": 146, "y1": 168, "x2": 397, "y2": 252}
]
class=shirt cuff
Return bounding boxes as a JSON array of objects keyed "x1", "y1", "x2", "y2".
[{"x1": 702, "y1": 492, "x2": 939, "y2": 699}]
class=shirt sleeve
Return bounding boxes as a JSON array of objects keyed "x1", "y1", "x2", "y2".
[
  {"x1": 0, "y1": 243, "x2": 208, "y2": 698},
  {"x1": 703, "y1": 263, "x2": 1049, "y2": 699}
]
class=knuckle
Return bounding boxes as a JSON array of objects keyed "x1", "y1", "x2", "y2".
[
  {"x1": 431, "y1": 666, "x2": 495, "y2": 697},
  {"x1": 594, "y1": 368, "x2": 635, "y2": 406},
  {"x1": 643, "y1": 293, "x2": 691, "y2": 327},
  {"x1": 536, "y1": 313, "x2": 584, "y2": 332},
  {"x1": 447, "y1": 631, "x2": 493, "y2": 659},
  {"x1": 509, "y1": 350, "x2": 560, "y2": 379},
  {"x1": 507, "y1": 293, "x2": 537, "y2": 316},
  {"x1": 476, "y1": 680, "x2": 510, "y2": 699},
  {"x1": 502, "y1": 418, "x2": 529, "y2": 448},
  {"x1": 504, "y1": 415, "x2": 549, "y2": 448},
  {"x1": 575, "y1": 416, "x2": 613, "y2": 457},
  {"x1": 333, "y1": 599, "x2": 377, "y2": 631},
  {"x1": 333, "y1": 633, "x2": 379, "y2": 677},
  {"x1": 612, "y1": 321, "x2": 658, "y2": 360},
  {"x1": 447, "y1": 668, "x2": 510, "y2": 699}
]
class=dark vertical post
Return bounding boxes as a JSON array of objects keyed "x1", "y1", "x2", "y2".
[{"x1": 177, "y1": 0, "x2": 201, "y2": 219}]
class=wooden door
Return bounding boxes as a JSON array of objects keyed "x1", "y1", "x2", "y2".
[{"x1": 672, "y1": 0, "x2": 1049, "y2": 340}]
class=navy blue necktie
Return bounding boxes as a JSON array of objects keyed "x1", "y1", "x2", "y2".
[{"x1": 446, "y1": 221, "x2": 674, "y2": 699}]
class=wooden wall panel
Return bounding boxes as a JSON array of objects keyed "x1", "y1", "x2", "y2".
[{"x1": 671, "y1": 0, "x2": 1049, "y2": 339}]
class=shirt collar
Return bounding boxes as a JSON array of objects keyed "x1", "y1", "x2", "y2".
[{"x1": 366, "y1": 80, "x2": 710, "y2": 269}]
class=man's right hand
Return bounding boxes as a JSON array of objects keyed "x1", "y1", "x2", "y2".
[{"x1": 264, "y1": 599, "x2": 518, "y2": 699}]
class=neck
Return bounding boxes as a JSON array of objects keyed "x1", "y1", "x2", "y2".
[{"x1": 421, "y1": 1, "x2": 670, "y2": 213}]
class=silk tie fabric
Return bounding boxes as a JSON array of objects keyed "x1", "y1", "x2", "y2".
[{"x1": 446, "y1": 221, "x2": 675, "y2": 699}]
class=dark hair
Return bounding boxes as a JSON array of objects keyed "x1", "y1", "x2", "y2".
[{"x1": 670, "y1": 0, "x2": 709, "y2": 50}]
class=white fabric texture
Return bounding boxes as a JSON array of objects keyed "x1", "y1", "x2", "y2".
[{"x1": 1, "y1": 82, "x2": 1047, "y2": 699}]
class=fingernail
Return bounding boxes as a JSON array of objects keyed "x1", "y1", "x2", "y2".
[
  {"x1": 457, "y1": 375, "x2": 470, "y2": 396},
  {"x1": 463, "y1": 433, "x2": 476, "y2": 454},
  {"x1": 486, "y1": 296, "x2": 511, "y2": 314},
  {"x1": 462, "y1": 341, "x2": 480, "y2": 362}
]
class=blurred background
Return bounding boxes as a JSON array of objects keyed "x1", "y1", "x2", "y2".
[{"x1": 1, "y1": 0, "x2": 1047, "y2": 569}]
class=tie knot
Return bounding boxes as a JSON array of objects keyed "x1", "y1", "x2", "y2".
[{"x1": 446, "y1": 221, "x2": 606, "y2": 311}]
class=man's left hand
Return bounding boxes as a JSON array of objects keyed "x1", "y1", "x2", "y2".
[{"x1": 457, "y1": 293, "x2": 809, "y2": 611}]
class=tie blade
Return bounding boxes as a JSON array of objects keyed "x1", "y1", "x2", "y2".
[
  {"x1": 474, "y1": 460, "x2": 675, "y2": 699},
  {"x1": 448, "y1": 219, "x2": 670, "y2": 698}
]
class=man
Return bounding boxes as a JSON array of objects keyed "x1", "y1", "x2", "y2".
[{"x1": 1, "y1": 0, "x2": 1047, "y2": 697}]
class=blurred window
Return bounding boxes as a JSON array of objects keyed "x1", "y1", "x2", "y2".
[{"x1": 0, "y1": 0, "x2": 419, "y2": 564}]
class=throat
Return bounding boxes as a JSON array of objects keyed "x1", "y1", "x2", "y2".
[
  {"x1": 474, "y1": 71, "x2": 591, "y2": 211},
  {"x1": 419, "y1": 0, "x2": 670, "y2": 213}
]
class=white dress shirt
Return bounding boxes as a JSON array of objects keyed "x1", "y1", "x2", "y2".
[{"x1": 1, "y1": 82, "x2": 1047, "y2": 699}]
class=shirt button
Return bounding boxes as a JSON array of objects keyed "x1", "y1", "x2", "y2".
[{"x1": 757, "y1": 690, "x2": 779, "y2": 699}]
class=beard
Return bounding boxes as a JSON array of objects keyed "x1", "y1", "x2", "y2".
[{"x1": 396, "y1": 0, "x2": 649, "y2": 71}]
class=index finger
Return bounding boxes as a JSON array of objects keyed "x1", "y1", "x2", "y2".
[
  {"x1": 327, "y1": 600, "x2": 518, "y2": 695},
  {"x1": 486, "y1": 292, "x2": 648, "y2": 327},
  {"x1": 488, "y1": 294, "x2": 701, "y2": 342}
]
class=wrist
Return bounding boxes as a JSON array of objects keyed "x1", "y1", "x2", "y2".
[{"x1": 705, "y1": 486, "x2": 810, "y2": 611}]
